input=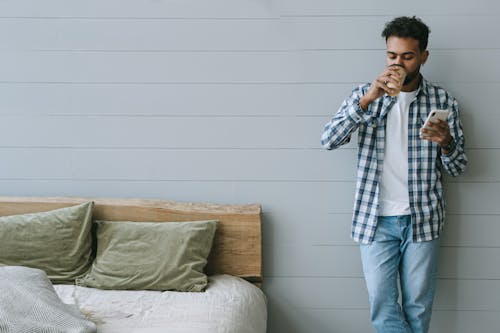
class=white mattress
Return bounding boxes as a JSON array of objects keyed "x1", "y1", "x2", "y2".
[{"x1": 54, "y1": 275, "x2": 267, "y2": 333}]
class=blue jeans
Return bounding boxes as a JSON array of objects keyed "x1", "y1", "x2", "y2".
[{"x1": 360, "y1": 215, "x2": 440, "y2": 333}]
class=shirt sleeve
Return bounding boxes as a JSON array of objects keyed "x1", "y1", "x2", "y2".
[
  {"x1": 440, "y1": 99, "x2": 468, "y2": 176},
  {"x1": 321, "y1": 84, "x2": 375, "y2": 150}
]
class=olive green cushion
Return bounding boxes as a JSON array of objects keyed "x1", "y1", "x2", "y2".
[
  {"x1": 0, "y1": 202, "x2": 94, "y2": 284},
  {"x1": 76, "y1": 220, "x2": 217, "y2": 292}
]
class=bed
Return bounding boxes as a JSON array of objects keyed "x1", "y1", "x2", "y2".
[{"x1": 0, "y1": 197, "x2": 266, "y2": 333}]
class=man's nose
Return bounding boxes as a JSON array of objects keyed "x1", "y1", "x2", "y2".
[{"x1": 393, "y1": 57, "x2": 404, "y2": 65}]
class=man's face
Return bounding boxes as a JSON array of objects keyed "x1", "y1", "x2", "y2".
[{"x1": 385, "y1": 36, "x2": 429, "y2": 86}]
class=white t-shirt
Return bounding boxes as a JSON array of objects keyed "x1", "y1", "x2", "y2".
[{"x1": 378, "y1": 91, "x2": 417, "y2": 216}]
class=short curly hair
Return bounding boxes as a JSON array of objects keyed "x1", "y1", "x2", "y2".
[{"x1": 382, "y1": 16, "x2": 430, "y2": 51}]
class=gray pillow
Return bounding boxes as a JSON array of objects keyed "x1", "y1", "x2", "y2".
[
  {"x1": 76, "y1": 220, "x2": 217, "y2": 292},
  {"x1": 0, "y1": 266, "x2": 96, "y2": 333},
  {"x1": 0, "y1": 202, "x2": 94, "y2": 284}
]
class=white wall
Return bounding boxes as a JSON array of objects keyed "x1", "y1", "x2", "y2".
[{"x1": 1, "y1": 1, "x2": 499, "y2": 332}]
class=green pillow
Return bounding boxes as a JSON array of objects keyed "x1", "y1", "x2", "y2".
[
  {"x1": 0, "y1": 202, "x2": 94, "y2": 284},
  {"x1": 76, "y1": 220, "x2": 217, "y2": 292}
]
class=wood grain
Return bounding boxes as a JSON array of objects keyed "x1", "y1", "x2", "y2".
[{"x1": 0, "y1": 196, "x2": 262, "y2": 285}]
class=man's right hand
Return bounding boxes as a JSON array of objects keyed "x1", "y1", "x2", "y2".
[{"x1": 359, "y1": 66, "x2": 404, "y2": 110}]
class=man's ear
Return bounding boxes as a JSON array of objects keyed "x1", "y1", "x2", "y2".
[{"x1": 421, "y1": 50, "x2": 429, "y2": 65}]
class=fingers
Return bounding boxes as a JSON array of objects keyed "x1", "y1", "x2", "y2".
[
  {"x1": 367, "y1": 67, "x2": 406, "y2": 100},
  {"x1": 420, "y1": 119, "x2": 451, "y2": 147},
  {"x1": 375, "y1": 67, "x2": 404, "y2": 94},
  {"x1": 378, "y1": 75, "x2": 399, "y2": 88},
  {"x1": 386, "y1": 66, "x2": 405, "y2": 80},
  {"x1": 374, "y1": 73, "x2": 398, "y2": 94},
  {"x1": 374, "y1": 77, "x2": 394, "y2": 94},
  {"x1": 425, "y1": 119, "x2": 449, "y2": 131},
  {"x1": 367, "y1": 77, "x2": 391, "y2": 100}
]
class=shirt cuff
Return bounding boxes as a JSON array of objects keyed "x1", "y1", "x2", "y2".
[
  {"x1": 441, "y1": 138, "x2": 458, "y2": 160},
  {"x1": 346, "y1": 98, "x2": 369, "y2": 124}
]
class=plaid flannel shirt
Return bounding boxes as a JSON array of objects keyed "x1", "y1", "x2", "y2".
[{"x1": 321, "y1": 77, "x2": 467, "y2": 244}]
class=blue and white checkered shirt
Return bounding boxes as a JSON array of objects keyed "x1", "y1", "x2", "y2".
[{"x1": 321, "y1": 77, "x2": 467, "y2": 244}]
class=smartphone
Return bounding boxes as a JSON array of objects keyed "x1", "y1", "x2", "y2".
[{"x1": 422, "y1": 109, "x2": 449, "y2": 129}]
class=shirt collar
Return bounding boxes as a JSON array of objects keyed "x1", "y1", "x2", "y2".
[{"x1": 417, "y1": 75, "x2": 430, "y2": 97}]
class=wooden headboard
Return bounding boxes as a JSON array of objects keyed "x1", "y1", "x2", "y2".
[{"x1": 0, "y1": 197, "x2": 262, "y2": 286}]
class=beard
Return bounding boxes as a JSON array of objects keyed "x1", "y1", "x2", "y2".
[{"x1": 403, "y1": 66, "x2": 421, "y2": 86}]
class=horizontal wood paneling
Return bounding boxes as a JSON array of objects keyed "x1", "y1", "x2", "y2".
[
  {"x1": 264, "y1": 245, "x2": 500, "y2": 279},
  {"x1": 0, "y1": 113, "x2": 493, "y2": 149},
  {"x1": 277, "y1": 15, "x2": 500, "y2": 50},
  {"x1": 0, "y1": 50, "x2": 498, "y2": 83},
  {"x1": 267, "y1": 306, "x2": 500, "y2": 333},
  {"x1": 0, "y1": 113, "x2": 494, "y2": 149},
  {"x1": 0, "y1": 179, "x2": 498, "y2": 246},
  {"x1": 1, "y1": 16, "x2": 499, "y2": 51},
  {"x1": 0, "y1": 179, "x2": 238, "y2": 205},
  {"x1": 429, "y1": 310, "x2": 500, "y2": 333},
  {"x1": 0, "y1": 0, "x2": 277, "y2": 18},
  {"x1": 0, "y1": 82, "x2": 495, "y2": 118},
  {"x1": 0, "y1": 147, "x2": 495, "y2": 182},
  {"x1": 265, "y1": 276, "x2": 500, "y2": 311},
  {"x1": 1, "y1": 2, "x2": 498, "y2": 332},
  {"x1": 262, "y1": 211, "x2": 500, "y2": 248},
  {"x1": 2, "y1": 179, "x2": 494, "y2": 215},
  {"x1": 232, "y1": 181, "x2": 500, "y2": 224},
  {"x1": 0, "y1": 18, "x2": 285, "y2": 51},
  {"x1": 0, "y1": 148, "x2": 357, "y2": 181},
  {"x1": 2, "y1": 0, "x2": 497, "y2": 18},
  {"x1": 0, "y1": 83, "x2": 344, "y2": 116},
  {"x1": 279, "y1": 0, "x2": 499, "y2": 16},
  {"x1": 0, "y1": 116, "x2": 330, "y2": 149}
]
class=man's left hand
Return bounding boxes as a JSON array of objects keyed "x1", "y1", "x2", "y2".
[{"x1": 420, "y1": 119, "x2": 453, "y2": 154}]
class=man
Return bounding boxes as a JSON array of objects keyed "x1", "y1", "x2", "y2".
[{"x1": 321, "y1": 16, "x2": 467, "y2": 333}]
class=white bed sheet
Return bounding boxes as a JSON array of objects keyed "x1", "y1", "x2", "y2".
[{"x1": 54, "y1": 274, "x2": 267, "y2": 333}]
